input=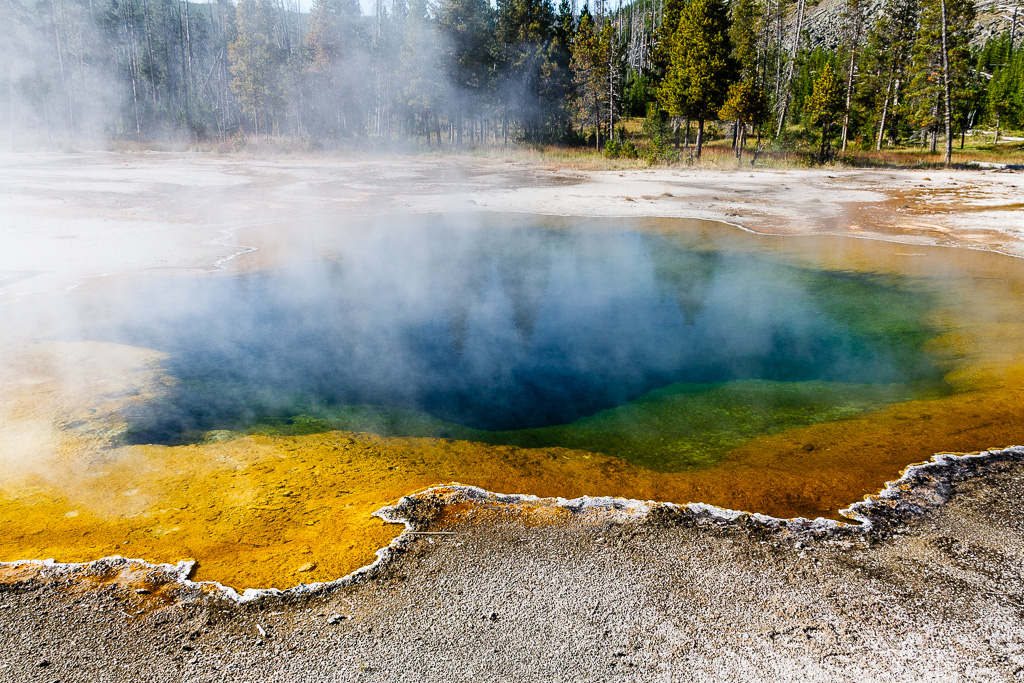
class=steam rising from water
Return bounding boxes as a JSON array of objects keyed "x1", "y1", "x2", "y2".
[{"x1": 53, "y1": 213, "x2": 944, "y2": 445}]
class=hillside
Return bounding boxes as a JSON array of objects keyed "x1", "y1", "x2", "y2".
[{"x1": 801, "y1": 0, "x2": 1021, "y2": 48}]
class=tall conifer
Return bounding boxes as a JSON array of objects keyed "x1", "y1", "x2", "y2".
[{"x1": 658, "y1": 0, "x2": 734, "y2": 158}]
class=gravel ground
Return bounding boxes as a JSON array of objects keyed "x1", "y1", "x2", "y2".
[{"x1": 2, "y1": 452, "x2": 1022, "y2": 682}]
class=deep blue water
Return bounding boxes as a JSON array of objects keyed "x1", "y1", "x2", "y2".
[{"x1": 75, "y1": 215, "x2": 943, "y2": 443}]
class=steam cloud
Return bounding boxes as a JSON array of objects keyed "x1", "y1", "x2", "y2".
[{"x1": 9, "y1": 212, "x2": 944, "y2": 444}]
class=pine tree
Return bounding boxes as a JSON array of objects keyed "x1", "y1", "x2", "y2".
[
  {"x1": 839, "y1": 0, "x2": 865, "y2": 150},
  {"x1": 907, "y1": 0, "x2": 974, "y2": 161},
  {"x1": 371, "y1": 0, "x2": 409, "y2": 138},
  {"x1": 555, "y1": 0, "x2": 576, "y2": 48},
  {"x1": 940, "y1": 0, "x2": 976, "y2": 161},
  {"x1": 858, "y1": 0, "x2": 919, "y2": 150},
  {"x1": 571, "y1": 10, "x2": 607, "y2": 148},
  {"x1": 719, "y1": 80, "x2": 767, "y2": 160},
  {"x1": 399, "y1": 0, "x2": 444, "y2": 145},
  {"x1": 728, "y1": 0, "x2": 767, "y2": 150},
  {"x1": 436, "y1": 0, "x2": 493, "y2": 146},
  {"x1": 494, "y1": 0, "x2": 556, "y2": 142},
  {"x1": 987, "y1": 41, "x2": 1024, "y2": 138},
  {"x1": 650, "y1": 0, "x2": 687, "y2": 77},
  {"x1": 804, "y1": 61, "x2": 844, "y2": 161},
  {"x1": 658, "y1": 0, "x2": 735, "y2": 158},
  {"x1": 229, "y1": 0, "x2": 284, "y2": 135},
  {"x1": 731, "y1": 0, "x2": 761, "y2": 82},
  {"x1": 908, "y1": 0, "x2": 946, "y2": 151},
  {"x1": 546, "y1": 0, "x2": 578, "y2": 138},
  {"x1": 304, "y1": 0, "x2": 365, "y2": 138}
]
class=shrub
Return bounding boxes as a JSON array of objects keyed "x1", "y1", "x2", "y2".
[{"x1": 604, "y1": 134, "x2": 640, "y2": 159}]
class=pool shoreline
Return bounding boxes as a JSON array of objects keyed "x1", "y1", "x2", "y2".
[
  {"x1": 3, "y1": 444, "x2": 1021, "y2": 601},
  {"x1": 2, "y1": 442, "x2": 1023, "y2": 680}
]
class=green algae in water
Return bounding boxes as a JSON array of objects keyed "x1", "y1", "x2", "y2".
[
  {"x1": 480, "y1": 378, "x2": 946, "y2": 471},
  {"x1": 226, "y1": 377, "x2": 945, "y2": 472}
]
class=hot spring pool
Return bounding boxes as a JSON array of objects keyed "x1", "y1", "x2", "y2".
[
  {"x1": 102, "y1": 214, "x2": 947, "y2": 467},
  {"x1": 2, "y1": 213, "x2": 1023, "y2": 589}
]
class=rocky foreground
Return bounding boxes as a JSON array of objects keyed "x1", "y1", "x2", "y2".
[{"x1": 1, "y1": 449, "x2": 1022, "y2": 682}]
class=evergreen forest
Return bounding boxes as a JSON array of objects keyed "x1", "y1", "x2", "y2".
[{"x1": 3, "y1": 0, "x2": 1023, "y2": 163}]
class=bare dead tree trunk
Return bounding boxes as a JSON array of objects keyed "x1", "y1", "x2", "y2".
[
  {"x1": 373, "y1": 0, "x2": 382, "y2": 137},
  {"x1": 940, "y1": 0, "x2": 953, "y2": 166},
  {"x1": 7, "y1": 63, "x2": 15, "y2": 149},
  {"x1": 123, "y1": 0, "x2": 142, "y2": 138},
  {"x1": 275, "y1": 0, "x2": 287, "y2": 53},
  {"x1": 42, "y1": 98, "x2": 53, "y2": 148},
  {"x1": 773, "y1": 0, "x2": 784, "y2": 102},
  {"x1": 841, "y1": 0, "x2": 863, "y2": 152},
  {"x1": 51, "y1": 0, "x2": 74, "y2": 135},
  {"x1": 840, "y1": 49, "x2": 857, "y2": 151},
  {"x1": 208, "y1": 2, "x2": 230, "y2": 140},
  {"x1": 890, "y1": 78, "x2": 902, "y2": 145},
  {"x1": 177, "y1": 1, "x2": 192, "y2": 135},
  {"x1": 774, "y1": 0, "x2": 805, "y2": 139},
  {"x1": 875, "y1": 76, "x2": 892, "y2": 151},
  {"x1": 758, "y1": 0, "x2": 774, "y2": 85},
  {"x1": 130, "y1": 76, "x2": 142, "y2": 138},
  {"x1": 1010, "y1": 5, "x2": 1018, "y2": 51},
  {"x1": 605, "y1": 33, "x2": 613, "y2": 143},
  {"x1": 840, "y1": 60, "x2": 854, "y2": 151},
  {"x1": 186, "y1": 3, "x2": 197, "y2": 136},
  {"x1": 142, "y1": 0, "x2": 158, "y2": 107}
]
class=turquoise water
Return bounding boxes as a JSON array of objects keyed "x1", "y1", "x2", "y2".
[{"x1": 77, "y1": 214, "x2": 947, "y2": 472}]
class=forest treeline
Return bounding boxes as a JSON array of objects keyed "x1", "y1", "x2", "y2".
[{"x1": 2, "y1": 0, "x2": 1023, "y2": 161}]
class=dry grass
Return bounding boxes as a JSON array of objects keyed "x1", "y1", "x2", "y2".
[
  {"x1": 22, "y1": 123, "x2": 1022, "y2": 172},
  {"x1": 838, "y1": 141, "x2": 1024, "y2": 169}
]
